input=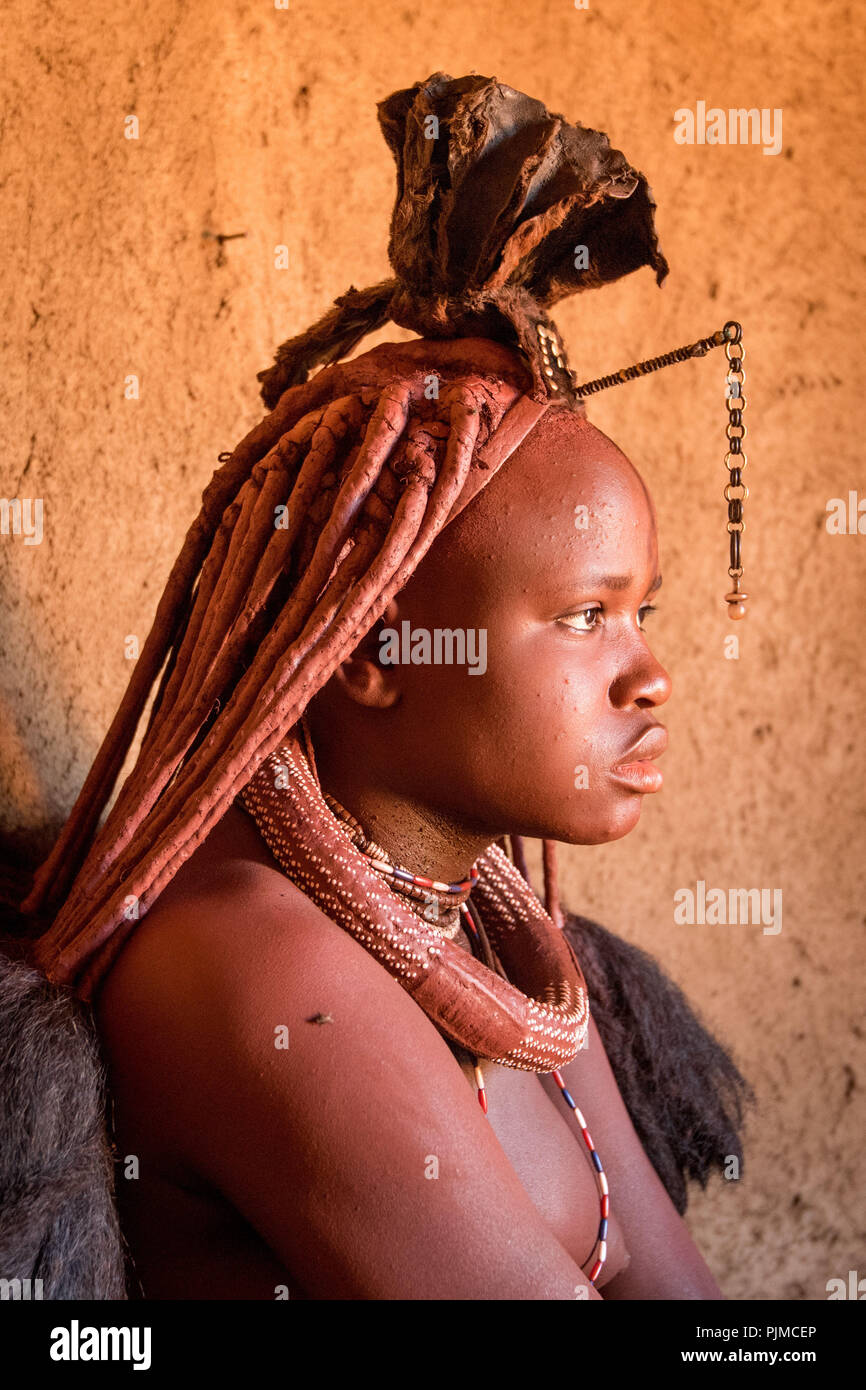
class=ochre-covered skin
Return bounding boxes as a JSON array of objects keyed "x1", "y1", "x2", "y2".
[
  {"x1": 307, "y1": 406, "x2": 671, "y2": 867},
  {"x1": 92, "y1": 409, "x2": 722, "y2": 1300}
]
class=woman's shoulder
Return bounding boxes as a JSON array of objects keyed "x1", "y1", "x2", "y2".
[
  {"x1": 93, "y1": 801, "x2": 399, "y2": 1037},
  {"x1": 92, "y1": 799, "x2": 458, "y2": 1187},
  {"x1": 92, "y1": 800, "x2": 485, "y2": 1133}
]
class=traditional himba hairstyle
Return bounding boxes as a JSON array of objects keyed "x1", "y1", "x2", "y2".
[{"x1": 19, "y1": 72, "x2": 747, "y2": 1081}]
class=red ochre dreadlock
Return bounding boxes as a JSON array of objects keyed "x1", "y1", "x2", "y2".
[
  {"x1": 22, "y1": 71, "x2": 680, "y2": 1046},
  {"x1": 26, "y1": 343, "x2": 552, "y2": 995}
]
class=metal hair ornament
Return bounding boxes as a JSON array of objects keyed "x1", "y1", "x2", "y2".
[{"x1": 538, "y1": 318, "x2": 750, "y2": 620}]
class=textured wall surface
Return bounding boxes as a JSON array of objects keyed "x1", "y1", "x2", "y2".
[{"x1": 1, "y1": 0, "x2": 864, "y2": 1301}]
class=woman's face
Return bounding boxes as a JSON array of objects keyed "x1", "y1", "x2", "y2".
[{"x1": 316, "y1": 407, "x2": 672, "y2": 847}]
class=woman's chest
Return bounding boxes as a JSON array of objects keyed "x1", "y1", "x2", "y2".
[{"x1": 449, "y1": 1045, "x2": 629, "y2": 1292}]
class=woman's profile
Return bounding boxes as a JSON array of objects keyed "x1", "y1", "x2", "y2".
[{"x1": 6, "y1": 71, "x2": 751, "y2": 1301}]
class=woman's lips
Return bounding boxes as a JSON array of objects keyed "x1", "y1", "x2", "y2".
[
  {"x1": 610, "y1": 725, "x2": 668, "y2": 793},
  {"x1": 609, "y1": 760, "x2": 664, "y2": 792}
]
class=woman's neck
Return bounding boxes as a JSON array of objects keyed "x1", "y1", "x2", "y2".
[{"x1": 315, "y1": 770, "x2": 497, "y2": 887}]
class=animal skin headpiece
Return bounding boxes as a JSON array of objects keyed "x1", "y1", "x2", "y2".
[{"x1": 21, "y1": 73, "x2": 740, "y2": 1070}]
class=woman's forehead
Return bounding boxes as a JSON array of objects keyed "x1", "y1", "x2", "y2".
[
  {"x1": 404, "y1": 412, "x2": 658, "y2": 599},
  {"x1": 453, "y1": 414, "x2": 652, "y2": 542},
  {"x1": 501, "y1": 409, "x2": 638, "y2": 492}
]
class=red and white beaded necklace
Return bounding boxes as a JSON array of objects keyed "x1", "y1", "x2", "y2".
[{"x1": 320, "y1": 778, "x2": 611, "y2": 1288}]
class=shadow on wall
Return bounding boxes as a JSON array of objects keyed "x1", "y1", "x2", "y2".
[{"x1": 0, "y1": 537, "x2": 108, "y2": 871}]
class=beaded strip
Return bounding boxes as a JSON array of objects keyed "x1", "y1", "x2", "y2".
[
  {"x1": 240, "y1": 732, "x2": 590, "y2": 1068},
  {"x1": 568, "y1": 319, "x2": 751, "y2": 618},
  {"x1": 459, "y1": 901, "x2": 608, "y2": 1287},
  {"x1": 322, "y1": 789, "x2": 478, "y2": 940}
]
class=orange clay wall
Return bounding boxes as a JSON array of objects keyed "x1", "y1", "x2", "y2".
[{"x1": 1, "y1": 0, "x2": 863, "y2": 1301}]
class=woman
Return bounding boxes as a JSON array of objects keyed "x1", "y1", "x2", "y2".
[{"x1": 12, "y1": 71, "x2": 750, "y2": 1300}]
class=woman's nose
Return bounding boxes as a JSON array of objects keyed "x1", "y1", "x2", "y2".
[
  {"x1": 611, "y1": 644, "x2": 672, "y2": 710},
  {"x1": 637, "y1": 656, "x2": 672, "y2": 709}
]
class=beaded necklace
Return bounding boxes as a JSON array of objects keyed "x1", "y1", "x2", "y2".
[
  {"x1": 320, "y1": 776, "x2": 610, "y2": 1288},
  {"x1": 320, "y1": 790, "x2": 477, "y2": 940}
]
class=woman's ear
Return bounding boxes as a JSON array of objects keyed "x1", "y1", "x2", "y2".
[{"x1": 328, "y1": 598, "x2": 402, "y2": 709}]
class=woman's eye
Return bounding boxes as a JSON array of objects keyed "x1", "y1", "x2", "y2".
[
  {"x1": 560, "y1": 607, "x2": 602, "y2": 632},
  {"x1": 559, "y1": 604, "x2": 659, "y2": 633}
]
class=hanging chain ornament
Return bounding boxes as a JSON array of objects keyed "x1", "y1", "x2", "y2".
[
  {"x1": 571, "y1": 319, "x2": 749, "y2": 618},
  {"x1": 721, "y1": 321, "x2": 749, "y2": 619}
]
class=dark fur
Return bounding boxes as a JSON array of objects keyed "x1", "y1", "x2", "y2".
[
  {"x1": 0, "y1": 904, "x2": 752, "y2": 1297},
  {"x1": 564, "y1": 910, "x2": 754, "y2": 1215},
  {"x1": 0, "y1": 937, "x2": 128, "y2": 1298}
]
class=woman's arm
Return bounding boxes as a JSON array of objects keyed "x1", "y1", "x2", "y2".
[{"x1": 539, "y1": 1014, "x2": 724, "y2": 1299}]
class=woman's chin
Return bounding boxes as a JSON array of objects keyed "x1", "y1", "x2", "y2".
[{"x1": 552, "y1": 795, "x2": 646, "y2": 846}]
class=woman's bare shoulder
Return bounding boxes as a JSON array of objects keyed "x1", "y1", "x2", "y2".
[
  {"x1": 94, "y1": 801, "x2": 391, "y2": 1030},
  {"x1": 92, "y1": 797, "x2": 445, "y2": 1183}
]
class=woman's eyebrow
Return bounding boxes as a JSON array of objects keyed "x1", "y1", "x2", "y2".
[{"x1": 579, "y1": 573, "x2": 663, "y2": 593}]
